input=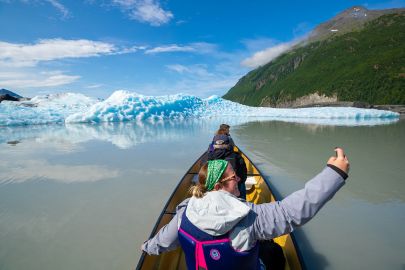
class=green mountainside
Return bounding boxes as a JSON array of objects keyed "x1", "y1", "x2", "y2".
[{"x1": 223, "y1": 10, "x2": 405, "y2": 107}]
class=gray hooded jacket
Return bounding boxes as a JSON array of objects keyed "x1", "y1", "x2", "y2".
[{"x1": 142, "y1": 166, "x2": 345, "y2": 255}]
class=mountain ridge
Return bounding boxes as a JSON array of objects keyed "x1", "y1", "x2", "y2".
[{"x1": 307, "y1": 6, "x2": 405, "y2": 43}]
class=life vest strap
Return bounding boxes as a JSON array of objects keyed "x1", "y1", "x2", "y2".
[{"x1": 179, "y1": 228, "x2": 229, "y2": 270}]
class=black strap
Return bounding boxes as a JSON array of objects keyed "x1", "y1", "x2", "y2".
[{"x1": 327, "y1": 164, "x2": 348, "y2": 180}]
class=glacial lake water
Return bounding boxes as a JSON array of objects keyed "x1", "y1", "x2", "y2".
[{"x1": 0, "y1": 118, "x2": 404, "y2": 270}]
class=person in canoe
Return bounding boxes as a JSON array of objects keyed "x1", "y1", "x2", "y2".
[
  {"x1": 219, "y1": 123, "x2": 235, "y2": 148},
  {"x1": 208, "y1": 124, "x2": 235, "y2": 152},
  {"x1": 142, "y1": 148, "x2": 350, "y2": 270},
  {"x1": 207, "y1": 133, "x2": 248, "y2": 199}
]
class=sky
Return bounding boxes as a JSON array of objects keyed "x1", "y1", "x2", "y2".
[{"x1": 0, "y1": 0, "x2": 404, "y2": 98}]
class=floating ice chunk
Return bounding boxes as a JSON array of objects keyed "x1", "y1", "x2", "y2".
[
  {"x1": 66, "y1": 90, "x2": 204, "y2": 123},
  {"x1": 0, "y1": 92, "x2": 97, "y2": 126}
]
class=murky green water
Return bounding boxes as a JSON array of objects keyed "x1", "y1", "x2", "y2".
[
  {"x1": 0, "y1": 118, "x2": 404, "y2": 269},
  {"x1": 234, "y1": 119, "x2": 405, "y2": 270}
]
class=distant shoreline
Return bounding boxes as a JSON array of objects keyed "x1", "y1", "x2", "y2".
[
  {"x1": 371, "y1": 105, "x2": 405, "y2": 115},
  {"x1": 292, "y1": 102, "x2": 405, "y2": 114}
]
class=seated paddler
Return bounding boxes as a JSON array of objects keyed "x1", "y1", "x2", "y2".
[
  {"x1": 142, "y1": 148, "x2": 350, "y2": 270},
  {"x1": 207, "y1": 134, "x2": 248, "y2": 199}
]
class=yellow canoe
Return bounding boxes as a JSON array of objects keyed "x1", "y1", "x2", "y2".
[{"x1": 136, "y1": 146, "x2": 304, "y2": 270}]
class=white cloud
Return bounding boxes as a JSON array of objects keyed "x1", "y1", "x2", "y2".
[
  {"x1": 241, "y1": 41, "x2": 297, "y2": 68},
  {"x1": 168, "y1": 75, "x2": 241, "y2": 97},
  {"x1": 111, "y1": 0, "x2": 136, "y2": 8},
  {"x1": 145, "y1": 44, "x2": 195, "y2": 54},
  {"x1": 86, "y1": 83, "x2": 104, "y2": 89},
  {"x1": 190, "y1": 42, "x2": 219, "y2": 54},
  {"x1": 0, "y1": 39, "x2": 117, "y2": 67},
  {"x1": 166, "y1": 64, "x2": 214, "y2": 77},
  {"x1": 144, "y1": 42, "x2": 219, "y2": 55},
  {"x1": 112, "y1": 0, "x2": 173, "y2": 26},
  {"x1": 139, "y1": 44, "x2": 249, "y2": 97},
  {"x1": 115, "y1": 45, "x2": 147, "y2": 54},
  {"x1": 0, "y1": 71, "x2": 23, "y2": 79},
  {"x1": 0, "y1": 39, "x2": 143, "y2": 90},
  {"x1": 0, "y1": 70, "x2": 80, "y2": 88},
  {"x1": 166, "y1": 64, "x2": 190, "y2": 73},
  {"x1": 131, "y1": 75, "x2": 240, "y2": 97},
  {"x1": 176, "y1": 20, "x2": 187, "y2": 25},
  {"x1": 133, "y1": 61, "x2": 247, "y2": 97},
  {"x1": 240, "y1": 38, "x2": 279, "y2": 52},
  {"x1": 1, "y1": 0, "x2": 71, "y2": 19},
  {"x1": 293, "y1": 22, "x2": 313, "y2": 38},
  {"x1": 45, "y1": 0, "x2": 70, "y2": 19},
  {"x1": 241, "y1": 23, "x2": 315, "y2": 69}
]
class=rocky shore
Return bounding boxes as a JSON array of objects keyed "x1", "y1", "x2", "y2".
[
  {"x1": 371, "y1": 105, "x2": 405, "y2": 115},
  {"x1": 293, "y1": 101, "x2": 405, "y2": 114},
  {"x1": 257, "y1": 94, "x2": 405, "y2": 114}
]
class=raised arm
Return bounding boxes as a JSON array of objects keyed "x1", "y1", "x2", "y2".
[{"x1": 252, "y1": 148, "x2": 349, "y2": 240}]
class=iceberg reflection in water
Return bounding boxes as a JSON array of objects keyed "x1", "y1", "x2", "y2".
[
  {"x1": 0, "y1": 114, "x2": 400, "y2": 151},
  {"x1": 1, "y1": 120, "x2": 210, "y2": 150}
]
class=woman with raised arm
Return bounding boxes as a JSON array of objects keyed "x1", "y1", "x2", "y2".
[{"x1": 142, "y1": 148, "x2": 350, "y2": 270}]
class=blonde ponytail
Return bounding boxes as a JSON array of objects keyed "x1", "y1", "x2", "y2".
[
  {"x1": 189, "y1": 163, "x2": 209, "y2": 198},
  {"x1": 189, "y1": 184, "x2": 207, "y2": 198}
]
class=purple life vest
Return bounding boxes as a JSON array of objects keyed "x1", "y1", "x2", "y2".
[{"x1": 178, "y1": 210, "x2": 260, "y2": 270}]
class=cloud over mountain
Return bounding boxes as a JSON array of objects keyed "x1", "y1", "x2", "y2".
[{"x1": 241, "y1": 41, "x2": 297, "y2": 68}]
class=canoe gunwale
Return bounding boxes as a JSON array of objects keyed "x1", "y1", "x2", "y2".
[{"x1": 135, "y1": 151, "x2": 207, "y2": 270}]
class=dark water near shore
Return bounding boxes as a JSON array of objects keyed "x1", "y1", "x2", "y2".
[{"x1": 0, "y1": 118, "x2": 404, "y2": 270}]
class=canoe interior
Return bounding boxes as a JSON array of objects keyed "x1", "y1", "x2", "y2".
[{"x1": 136, "y1": 147, "x2": 303, "y2": 270}]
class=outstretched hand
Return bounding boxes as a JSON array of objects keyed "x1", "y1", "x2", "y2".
[{"x1": 327, "y1": 147, "x2": 350, "y2": 174}]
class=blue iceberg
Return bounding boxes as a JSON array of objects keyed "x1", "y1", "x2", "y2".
[{"x1": 0, "y1": 90, "x2": 400, "y2": 127}]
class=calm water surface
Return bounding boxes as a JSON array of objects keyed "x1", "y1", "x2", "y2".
[{"x1": 0, "y1": 118, "x2": 404, "y2": 270}]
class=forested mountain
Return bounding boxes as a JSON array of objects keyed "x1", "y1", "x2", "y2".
[{"x1": 223, "y1": 7, "x2": 405, "y2": 107}]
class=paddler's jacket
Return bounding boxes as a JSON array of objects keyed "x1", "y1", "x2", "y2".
[{"x1": 142, "y1": 166, "x2": 346, "y2": 255}]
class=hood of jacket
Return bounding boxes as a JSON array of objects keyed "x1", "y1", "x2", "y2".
[{"x1": 185, "y1": 190, "x2": 251, "y2": 236}]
